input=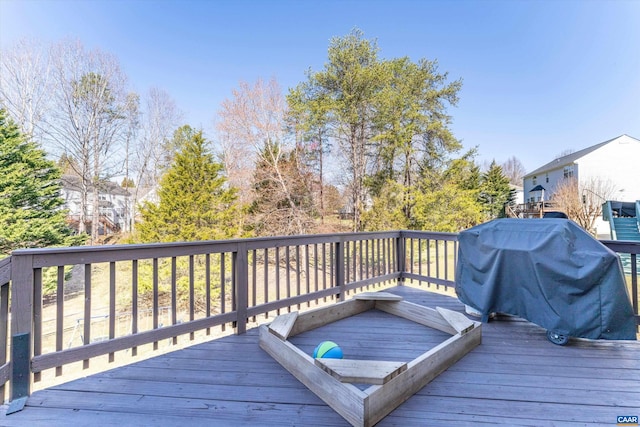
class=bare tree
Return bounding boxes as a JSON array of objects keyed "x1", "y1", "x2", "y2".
[
  {"x1": 135, "y1": 87, "x2": 182, "y2": 190},
  {"x1": 216, "y1": 79, "x2": 282, "y2": 204},
  {"x1": 555, "y1": 148, "x2": 575, "y2": 159},
  {"x1": 501, "y1": 156, "x2": 527, "y2": 186},
  {"x1": 216, "y1": 78, "x2": 312, "y2": 234},
  {"x1": 127, "y1": 87, "x2": 181, "y2": 231},
  {"x1": 44, "y1": 40, "x2": 130, "y2": 242},
  {"x1": 551, "y1": 176, "x2": 616, "y2": 234},
  {"x1": 0, "y1": 38, "x2": 51, "y2": 139},
  {"x1": 122, "y1": 92, "x2": 140, "y2": 233},
  {"x1": 1, "y1": 38, "x2": 185, "y2": 239}
]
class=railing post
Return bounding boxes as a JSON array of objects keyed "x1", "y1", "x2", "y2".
[
  {"x1": 9, "y1": 253, "x2": 34, "y2": 411},
  {"x1": 631, "y1": 253, "x2": 638, "y2": 325},
  {"x1": 234, "y1": 243, "x2": 248, "y2": 334},
  {"x1": 636, "y1": 200, "x2": 640, "y2": 234},
  {"x1": 0, "y1": 287, "x2": 8, "y2": 404},
  {"x1": 335, "y1": 240, "x2": 345, "y2": 301},
  {"x1": 396, "y1": 233, "x2": 406, "y2": 285}
]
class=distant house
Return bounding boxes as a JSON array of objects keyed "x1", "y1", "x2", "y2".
[
  {"x1": 60, "y1": 175, "x2": 131, "y2": 235},
  {"x1": 522, "y1": 134, "x2": 640, "y2": 236},
  {"x1": 510, "y1": 184, "x2": 524, "y2": 205}
]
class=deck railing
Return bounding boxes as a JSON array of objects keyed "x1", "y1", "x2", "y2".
[
  {"x1": 1, "y1": 231, "x2": 457, "y2": 405},
  {"x1": 1, "y1": 230, "x2": 637, "y2": 408},
  {"x1": 601, "y1": 240, "x2": 640, "y2": 327}
]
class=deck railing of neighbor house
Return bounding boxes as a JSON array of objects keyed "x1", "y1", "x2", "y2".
[{"x1": 0, "y1": 230, "x2": 637, "y2": 410}]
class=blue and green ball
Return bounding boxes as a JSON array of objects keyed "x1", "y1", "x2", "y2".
[{"x1": 313, "y1": 341, "x2": 343, "y2": 359}]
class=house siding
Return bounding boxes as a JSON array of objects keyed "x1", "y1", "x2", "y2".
[
  {"x1": 575, "y1": 136, "x2": 640, "y2": 202},
  {"x1": 524, "y1": 165, "x2": 570, "y2": 202},
  {"x1": 522, "y1": 135, "x2": 640, "y2": 237},
  {"x1": 524, "y1": 135, "x2": 640, "y2": 202},
  {"x1": 60, "y1": 176, "x2": 131, "y2": 234}
]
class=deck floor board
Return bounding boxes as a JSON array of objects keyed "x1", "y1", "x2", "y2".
[{"x1": 2, "y1": 286, "x2": 639, "y2": 426}]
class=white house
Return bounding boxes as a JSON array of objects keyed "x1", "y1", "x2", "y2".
[
  {"x1": 510, "y1": 184, "x2": 524, "y2": 205},
  {"x1": 522, "y1": 134, "x2": 640, "y2": 236},
  {"x1": 60, "y1": 175, "x2": 131, "y2": 235}
]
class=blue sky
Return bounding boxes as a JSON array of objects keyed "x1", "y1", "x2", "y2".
[{"x1": 1, "y1": 0, "x2": 639, "y2": 173}]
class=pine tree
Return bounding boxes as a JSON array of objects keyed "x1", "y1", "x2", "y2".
[
  {"x1": 410, "y1": 156, "x2": 484, "y2": 232},
  {"x1": 137, "y1": 128, "x2": 242, "y2": 242},
  {"x1": 479, "y1": 161, "x2": 514, "y2": 219},
  {"x1": 289, "y1": 29, "x2": 462, "y2": 231},
  {"x1": 361, "y1": 179, "x2": 409, "y2": 231},
  {"x1": 0, "y1": 109, "x2": 84, "y2": 255}
]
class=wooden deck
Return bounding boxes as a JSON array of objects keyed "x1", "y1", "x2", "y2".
[{"x1": 2, "y1": 286, "x2": 639, "y2": 426}]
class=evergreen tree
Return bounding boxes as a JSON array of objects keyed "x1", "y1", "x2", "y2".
[
  {"x1": 479, "y1": 160, "x2": 514, "y2": 219},
  {"x1": 287, "y1": 85, "x2": 331, "y2": 222},
  {"x1": 289, "y1": 29, "x2": 462, "y2": 231},
  {"x1": 369, "y1": 56, "x2": 462, "y2": 223},
  {"x1": 410, "y1": 156, "x2": 484, "y2": 232},
  {"x1": 0, "y1": 109, "x2": 84, "y2": 255},
  {"x1": 361, "y1": 179, "x2": 408, "y2": 231},
  {"x1": 137, "y1": 128, "x2": 242, "y2": 242},
  {"x1": 288, "y1": 29, "x2": 384, "y2": 231},
  {"x1": 411, "y1": 182, "x2": 484, "y2": 232}
]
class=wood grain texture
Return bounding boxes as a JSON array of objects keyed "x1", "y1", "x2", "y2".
[
  {"x1": 314, "y1": 359, "x2": 408, "y2": 385},
  {"x1": 366, "y1": 324, "x2": 482, "y2": 426},
  {"x1": 288, "y1": 298, "x2": 374, "y2": 337},
  {"x1": 259, "y1": 324, "x2": 367, "y2": 426},
  {"x1": 2, "y1": 286, "x2": 638, "y2": 427},
  {"x1": 354, "y1": 292, "x2": 403, "y2": 301},
  {"x1": 436, "y1": 306, "x2": 477, "y2": 334},
  {"x1": 375, "y1": 300, "x2": 457, "y2": 335},
  {"x1": 268, "y1": 311, "x2": 299, "y2": 340},
  {"x1": 260, "y1": 290, "x2": 481, "y2": 426}
]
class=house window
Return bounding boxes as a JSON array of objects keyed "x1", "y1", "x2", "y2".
[
  {"x1": 563, "y1": 166, "x2": 573, "y2": 179},
  {"x1": 545, "y1": 173, "x2": 549, "y2": 183},
  {"x1": 532, "y1": 176, "x2": 537, "y2": 186}
]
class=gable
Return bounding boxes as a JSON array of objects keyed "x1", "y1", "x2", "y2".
[{"x1": 524, "y1": 135, "x2": 639, "y2": 178}]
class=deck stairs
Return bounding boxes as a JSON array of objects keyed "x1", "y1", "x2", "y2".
[{"x1": 604, "y1": 200, "x2": 640, "y2": 274}]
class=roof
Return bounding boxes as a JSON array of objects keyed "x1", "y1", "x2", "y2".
[
  {"x1": 524, "y1": 134, "x2": 640, "y2": 178},
  {"x1": 61, "y1": 174, "x2": 129, "y2": 196}
]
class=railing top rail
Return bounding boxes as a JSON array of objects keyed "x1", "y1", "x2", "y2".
[
  {"x1": 10, "y1": 231, "x2": 421, "y2": 267},
  {"x1": 13, "y1": 231, "x2": 409, "y2": 255},
  {"x1": 602, "y1": 201, "x2": 612, "y2": 223},
  {"x1": 600, "y1": 240, "x2": 640, "y2": 253},
  {"x1": 400, "y1": 230, "x2": 459, "y2": 240},
  {"x1": 0, "y1": 256, "x2": 10, "y2": 284},
  {"x1": 8, "y1": 231, "x2": 635, "y2": 266}
]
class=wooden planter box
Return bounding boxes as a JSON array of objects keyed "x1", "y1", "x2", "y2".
[{"x1": 259, "y1": 292, "x2": 482, "y2": 427}]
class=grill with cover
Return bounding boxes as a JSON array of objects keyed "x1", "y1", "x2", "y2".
[{"x1": 455, "y1": 218, "x2": 637, "y2": 344}]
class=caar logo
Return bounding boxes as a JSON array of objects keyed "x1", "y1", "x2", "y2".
[{"x1": 617, "y1": 415, "x2": 639, "y2": 426}]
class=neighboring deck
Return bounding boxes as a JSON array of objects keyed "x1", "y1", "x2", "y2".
[{"x1": 3, "y1": 287, "x2": 639, "y2": 426}]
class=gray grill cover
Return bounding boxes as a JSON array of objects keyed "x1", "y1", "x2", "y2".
[{"x1": 456, "y1": 218, "x2": 636, "y2": 340}]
